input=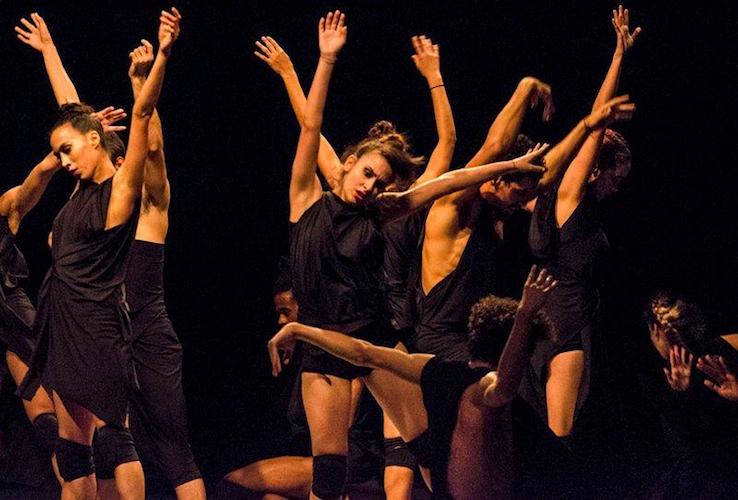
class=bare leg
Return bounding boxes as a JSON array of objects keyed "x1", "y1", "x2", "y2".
[
  {"x1": 302, "y1": 372, "x2": 352, "y2": 500},
  {"x1": 53, "y1": 392, "x2": 97, "y2": 500},
  {"x1": 225, "y1": 456, "x2": 313, "y2": 498},
  {"x1": 174, "y1": 478, "x2": 207, "y2": 500},
  {"x1": 545, "y1": 350, "x2": 585, "y2": 437}
]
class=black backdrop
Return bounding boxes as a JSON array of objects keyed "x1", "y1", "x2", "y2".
[{"x1": 2, "y1": 0, "x2": 738, "y2": 490}]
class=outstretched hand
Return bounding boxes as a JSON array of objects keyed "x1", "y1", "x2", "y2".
[
  {"x1": 519, "y1": 265, "x2": 557, "y2": 314},
  {"x1": 319, "y1": 10, "x2": 347, "y2": 59},
  {"x1": 521, "y1": 77, "x2": 555, "y2": 122},
  {"x1": 612, "y1": 5, "x2": 642, "y2": 55},
  {"x1": 158, "y1": 7, "x2": 182, "y2": 56},
  {"x1": 15, "y1": 12, "x2": 54, "y2": 52},
  {"x1": 267, "y1": 323, "x2": 298, "y2": 377},
  {"x1": 586, "y1": 94, "x2": 635, "y2": 130},
  {"x1": 697, "y1": 355, "x2": 738, "y2": 402},
  {"x1": 129, "y1": 39, "x2": 155, "y2": 79},
  {"x1": 91, "y1": 106, "x2": 127, "y2": 132},
  {"x1": 511, "y1": 143, "x2": 550, "y2": 174},
  {"x1": 411, "y1": 35, "x2": 441, "y2": 82},
  {"x1": 664, "y1": 345, "x2": 693, "y2": 392},
  {"x1": 254, "y1": 36, "x2": 294, "y2": 76}
]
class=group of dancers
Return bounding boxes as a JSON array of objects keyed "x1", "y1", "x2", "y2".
[{"x1": 1, "y1": 4, "x2": 737, "y2": 500}]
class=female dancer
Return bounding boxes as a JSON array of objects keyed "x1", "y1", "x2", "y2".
[
  {"x1": 285, "y1": 10, "x2": 547, "y2": 499},
  {"x1": 0, "y1": 153, "x2": 61, "y2": 483},
  {"x1": 17, "y1": 11, "x2": 178, "y2": 500},
  {"x1": 256, "y1": 31, "x2": 455, "y2": 497},
  {"x1": 268, "y1": 266, "x2": 557, "y2": 498},
  {"x1": 525, "y1": 5, "x2": 640, "y2": 439}
]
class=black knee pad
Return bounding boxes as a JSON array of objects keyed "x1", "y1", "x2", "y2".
[
  {"x1": 93, "y1": 425, "x2": 139, "y2": 479},
  {"x1": 32, "y1": 412, "x2": 58, "y2": 454},
  {"x1": 56, "y1": 437, "x2": 94, "y2": 481},
  {"x1": 406, "y1": 430, "x2": 433, "y2": 469},
  {"x1": 384, "y1": 437, "x2": 416, "y2": 470},
  {"x1": 312, "y1": 454, "x2": 347, "y2": 499}
]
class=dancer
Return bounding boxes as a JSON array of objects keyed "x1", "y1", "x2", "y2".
[
  {"x1": 523, "y1": 4, "x2": 640, "y2": 439},
  {"x1": 17, "y1": 10, "x2": 178, "y2": 500},
  {"x1": 285, "y1": 10, "x2": 547, "y2": 499},
  {"x1": 255, "y1": 32, "x2": 455, "y2": 497},
  {"x1": 268, "y1": 266, "x2": 557, "y2": 498}
]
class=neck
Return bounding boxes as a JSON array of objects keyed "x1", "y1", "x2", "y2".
[{"x1": 92, "y1": 158, "x2": 116, "y2": 184}]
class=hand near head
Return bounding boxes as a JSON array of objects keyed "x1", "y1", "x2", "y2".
[
  {"x1": 612, "y1": 5, "x2": 642, "y2": 55},
  {"x1": 318, "y1": 10, "x2": 347, "y2": 59},
  {"x1": 254, "y1": 36, "x2": 294, "y2": 76},
  {"x1": 520, "y1": 77, "x2": 554, "y2": 122},
  {"x1": 91, "y1": 106, "x2": 127, "y2": 132},
  {"x1": 158, "y1": 7, "x2": 182, "y2": 56},
  {"x1": 15, "y1": 12, "x2": 54, "y2": 52},
  {"x1": 511, "y1": 142, "x2": 550, "y2": 174},
  {"x1": 411, "y1": 35, "x2": 441, "y2": 81},
  {"x1": 585, "y1": 95, "x2": 635, "y2": 130},
  {"x1": 129, "y1": 39, "x2": 155, "y2": 79},
  {"x1": 519, "y1": 265, "x2": 557, "y2": 314},
  {"x1": 267, "y1": 323, "x2": 297, "y2": 377},
  {"x1": 664, "y1": 345, "x2": 693, "y2": 391},
  {"x1": 697, "y1": 355, "x2": 738, "y2": 402}
]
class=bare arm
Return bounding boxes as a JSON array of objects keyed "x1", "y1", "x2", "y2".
[
  {"x1": 255, "y1": 36, "x2": 342, "y2": 189},
  {"x1": 268, "y1": 322, "x2": 433, "y2": 384},
  {"x1": 377, "y1": 143, "x2": 548, "y2": 222},
  {"x1": 0, "y1": 153, "x2": 61, "y2": 231},
  {"x1": 289, "y1": 11, "x2": 347, "y2": 222},
  {"x1": 16, "y1": 13, "x2": 79, "y2": 105},
  {"x1": 557, "y1": 5, "x2": 641, "y2": 203},
  {"x1": 109, "y1": 9, "x2": 179, "y2": 227},
  {"x1": 411, "y1": 35, "x2": 456, "y2": 186},
  {"x1": 485, "y1": 266, "x2": 557, "y2": 407},
  {"x1": 130, "y1": 39, "x2": 169, "y2": 209}
]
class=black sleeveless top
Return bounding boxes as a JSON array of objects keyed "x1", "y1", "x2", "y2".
[
  {"x1": 411, "y1": 202, "x2": 500, "y2": 360},
  {"x1": 289, "y1": 192, "x2": 387, "y2": 333},
  {"x1": 125, "y1": 240, "x2": 166, "y2": 313},
  {"x1": 529, "y1": 187, "x2": 609, "y2": 339}
]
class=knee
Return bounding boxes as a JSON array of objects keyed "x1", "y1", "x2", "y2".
[
  {"x1": 93, "y1": 424, "x2": 139, "y2": 479},
  {"x1": 312, "y1": 454, "x2": 347, "y2": 500},
  {"x1": 56, "y1": 437, "x2": 95, "y2": 481}
]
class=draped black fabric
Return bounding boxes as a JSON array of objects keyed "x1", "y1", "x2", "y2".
[
  {"x1": 410, "y1": 201, "x2": 500, "y2": 361},
  {"x1": 20, "y1": 177, "x2": 139, "y2": 425}
]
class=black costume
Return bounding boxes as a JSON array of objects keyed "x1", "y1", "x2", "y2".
[
  {"x1": 125, "y1": 240, "x2": 201, "y2": 487},
  {"x1": 410, "y1": 202, "x2": 500, "y2": 361},
  {"x1": 289, "y1": 192, "x2": 394, "y2": 379},
  {"x1": 20, "y1": 177, "x2": 139, "y2": 425},
  {"x1": 522, "y1": 187, "x2": 610, "y2": 423}
]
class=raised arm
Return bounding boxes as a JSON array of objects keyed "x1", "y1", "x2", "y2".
[
  {"x1": 484, "y1": 266, "x2": 557, "y2": 407},
  {"x1": 289, "y1": 11, "x2": 347, "y2": 222},
  {"x1": 0, "y1": 153, "x2": 61, "y2": 232},
  {"x1": 109, "y1": 8, "x2": 180, "y2": 228},
  {"x1": 15, "y1": 13, "x2": 79, "y2": 105},
  {"x1": 129, "y1": 39, "x2": 169, "y2": 209},
  {"x1": 255, "y1": 36, "x2": 342, "y2": 188},
  {"x1": 377, "y1": 143, "x2": 548, "y2": 222},
  {"x1": 557, "y1": 5, "x2": 641, "y2": 204},
  {"x1": 268, "y1": 322, "x2": 433, "y2": 383},
  {"x1": 410, "y1": 35, "x2": 456, "y2": 186}
]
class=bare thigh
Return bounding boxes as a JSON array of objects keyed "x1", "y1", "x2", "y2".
[{"x1": 545, "y1": 350, "x2": 584, "y2": 437}]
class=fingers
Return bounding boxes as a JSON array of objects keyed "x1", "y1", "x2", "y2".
[
  {"x1": 525, "y1": 264, "x2": 539, "y2": 287},
  {"x1": 266, "y1": 36, "x2": 282, "y2": 52},
  {"x1": 141, "y1": 39, "x2": 154, "y2": 52},
  {"x1": 703, "y1": 379, "x2": 720, "y2": 394},
  {"x1": 632, "y1": 26, "x2": 643, "y2": 40},
  {"x1": 255, "y1": 40, "x2": 269, "y2": 55},
  {"x1": 267, "y1": 341, "x2": 282, "y2": 377}
]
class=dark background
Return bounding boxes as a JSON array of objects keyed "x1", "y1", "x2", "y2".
[{"x1": 2, "y1": 0, "x2": 737, "y2": 492}]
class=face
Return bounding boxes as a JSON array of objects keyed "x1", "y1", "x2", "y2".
[
  {"x1": 648, "y1": 322, "x2": 672, "y2": 360},
  {"x1": 340, "y1": 151, "x2": 394, "y2": 204},
  {"x1": 50, "y1": 123, "x2": 103, "y2": 180},
  {"x1": 589, "y1": 164, "x2": 631, "y2": 201},
  {"x1": 478, "y1": 176, "x2": 538, "y2": 212},
  {"x1": 274, "y1": 290, "x2": 298, "y2": 326}
]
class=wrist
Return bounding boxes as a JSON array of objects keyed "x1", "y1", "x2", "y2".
[
  {"x1": 582, "y1": 116, "x2": 594, "y2": 133},
  {"x1": 425, "y1": 73, "x2": 443, "y2": 87},
  {"x1": 319, "y1": 53, "x2": 338, "y2": 64},
  {"x1": 40, "y1": 43, "x2": 57, "y2": 55}
]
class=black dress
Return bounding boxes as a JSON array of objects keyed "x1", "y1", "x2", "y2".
[
  {"x1": 410, "y1": 201, "x2": 500, "y2": 361},
  {"x1": 521, "y1": 186, "x2": 610, "y2": 422},
  {"x1": 20, "y1": 177, "x2": 139, "y2": 425},
  {"x1": 289, "y1": 192, "x2": 393, "y2": 379},
  {"x1": 125, "y1": 240, "x2": 201, "y2": 487}
]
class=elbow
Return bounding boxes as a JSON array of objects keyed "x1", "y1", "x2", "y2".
[
  {"x1": 441, "y1": 131, "x2": 457, "y2": 148},
  {"x1": 147, "y1": 136, "x2": 164, "y2": 156}
]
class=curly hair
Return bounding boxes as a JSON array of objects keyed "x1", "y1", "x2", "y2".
[
  {"x1": 598, "y1": 128, "x2": 631, "y2": 175},
  {"x1": 467, "y1": 295, "x2": 557, "y2": 364},
  {"x1": 341, "y1": 121, "x2": 425, "y2": 191},
  {"x1": 499, "y1": 134, "x2": 544, "y2": 184},
  {"x1": 644, "y1": 291, "x2": 708, "y2": 351},
  {"x1": 51, "y1": 102, "x2": 109, "y2": 152}
]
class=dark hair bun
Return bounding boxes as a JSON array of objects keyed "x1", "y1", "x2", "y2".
[
  {"x1": 59, "y1": 102, "x2": 95, "y2": 118},
  {"x1": 367, "y1": 120, "x2": 411, "y2": 152}
]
